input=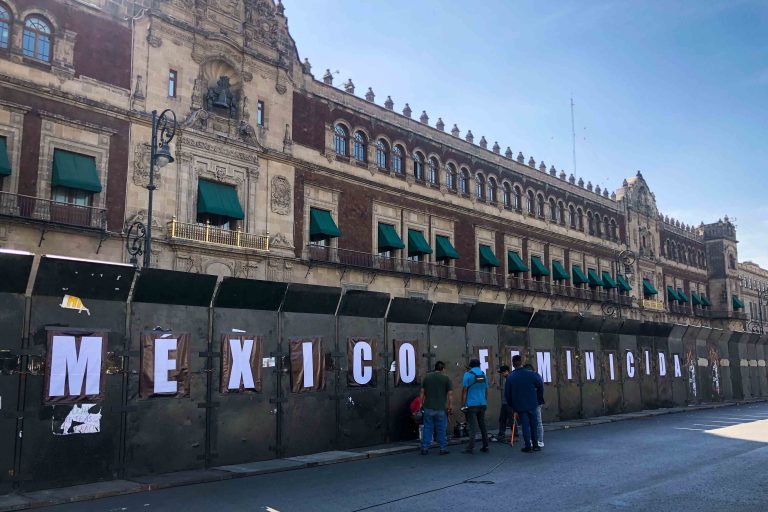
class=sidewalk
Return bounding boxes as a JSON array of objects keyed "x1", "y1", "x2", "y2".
[{"x1": 1, "y1": 398, "x2": 764, "y2": 511}]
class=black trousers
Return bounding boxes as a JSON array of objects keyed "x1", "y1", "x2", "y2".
[
  {"x1": 464, "y1": 405, "x2": 488, "y2": 451},
  {"x1": 498, "y1": 403, "x2": 512, "y2": 436}
]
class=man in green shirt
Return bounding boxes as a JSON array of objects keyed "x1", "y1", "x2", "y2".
[{"x1": 419, "y1": 361, "x2": 453, "y2": 455}]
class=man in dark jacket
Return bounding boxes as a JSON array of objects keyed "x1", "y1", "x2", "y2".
[
  {"x1": 504, "y1": 355, "x2": 544, "y2": 452},
  {"x1": 524, "y1": 363, "x2": 545, "y2": 447}
]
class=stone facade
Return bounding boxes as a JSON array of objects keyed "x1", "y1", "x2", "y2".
[{"x1": 0, "y1": 0, "x2": 764, "y2": 330}]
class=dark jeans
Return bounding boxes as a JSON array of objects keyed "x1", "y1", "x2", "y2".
[
  {"x1": 464, "y1": 405, "x2": 488, "y2": 451},
  {"x1": 498, "y1": 403, "x2": 512, "y2": 436},
  {"x1": 517, "y1": 409, "x2": 538, "y2": 448}
]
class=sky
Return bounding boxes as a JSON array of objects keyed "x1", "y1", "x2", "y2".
[{"x1": 285, "y1": 0, "x2": 768, "y2": 268}]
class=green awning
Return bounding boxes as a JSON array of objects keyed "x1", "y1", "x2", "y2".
[
  {"x1": 378, "y1": 223, "x2": 404, "y2": 252},
  {"x1": 677, "y1": 288, "x2": 689, "y2": 303},
  {"x1": 552, "y1": 261, "x2": 569, "y2": 281},
  {"x1": 531, "y1": 256, "x2": 550, "y2": 277},
  {"x1": 435, "y1": 235, "x2": 459, "y2": 260},
  {"x1": 572, "y1": 265, "x2": 588, "y2": 285},
  {"x1": 691, "y1": 292, "x2": 702, "y2": 306},
  {"x1": 601, "y1": 271, "x2": 618, "y2": 289},
  {"x1": 643, "y1": 279, "x2": 658, "y2": 296},
  {"x1": 478, "y1": 244, "x2": 499, "y2": 267},
  {"x1": 617, "y1": 274, "x2": 632, "y2": 292},
  {"x1": 197, "y1": 180, "x2": 245, "y2": 220},
  {"x1": 587, "y1": 268, "x2": 604, "y2": 287},
  {"x1": 667, "y1": 286, "x2": 681, "y2": 302},
  {"x1": 52, "y1": 149, "x2": 102, "y2": 192},
  {"x1": 408, "y1": 229, "x2": 432, "y2": 256},
  {"x1": 507, "y1": 251, "x2": 529, "y2": 273},
  {"x1": 309, "y1": 207, "x2": 340, "y2": 240},
  {"x1": 0, "y1": 137, "x2": 11, "y2": 177},
  {"x1": 732, "y1": 295, "x2": 744, "y2": 310},
  {"x1": 700, "y1": 294, "x2": 711, "y2": 307}
]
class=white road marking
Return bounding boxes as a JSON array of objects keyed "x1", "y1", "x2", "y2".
[{"x1": 674, "y1": 427, "x2": 706, "y2": 431}]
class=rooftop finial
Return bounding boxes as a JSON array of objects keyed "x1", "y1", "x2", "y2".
[
  {"x1": 517, "y1": 152, "x2": 524, "y2": 163},
  {"x1": 323, "y1": 69, "x2": 333, "y2": 85},
  {"x1": 343, "y1": 78, "x2": 355, "y2": 94},
  {"x1": 384, "y1": 96, "x2": 394, "y2": 110},
  {"x1": 492, "y1": 141, "x2": 500, "y2": 154},
  {"x1": 528, "y1": 156, "x2": 536, "y2": 167},
  {"x1": 302, "y1": 58, "x2": 312, "y2": 75},
  {"x1": 365, "y1": 87, "x2": 375, "y2": 102},
  {"x1": 436, "y1": 118, "x2": 445, "y2": 131},
  {"x1": 505, "y1": 147, "x2": 513, "y2": 159},
  {"x1": 419, "y1": 111, "x2": 429, "y2": 124},
  {"x1": 466, "y1": 130, "x2": 474, "y2": 143},
  {"x1": 479, "y1": 136, "x2": 487, "y2": 149},
  {"x1": 451, "y1": 124, "x2": 460, "y2": 137},
  {"x1": 403, "y1": 103, "x2": 412, "y2": 118}
]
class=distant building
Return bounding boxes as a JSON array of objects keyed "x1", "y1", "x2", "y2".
[{"x1": 0, "y1": 0, "x2": 762, "y2": 330}]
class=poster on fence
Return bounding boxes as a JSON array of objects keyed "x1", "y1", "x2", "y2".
[
  {"x1": 472, "y1": 345, "x2": 495, "y2": 386},
  {"x1": 347, "y1": 337, "x2": 377, "y2": 387},
  {"x1": 45, "y1": 329, "x2": 108, "y2": 404},
  {"x1": 221, "y1": 334, "x2": 263, "y2": 393},
  {"x1": 290, "y1": 337, "x2": 324, "y2": 393},
  {"x1": 140, "y1": 331, "x2": 190, "y2": 398}
]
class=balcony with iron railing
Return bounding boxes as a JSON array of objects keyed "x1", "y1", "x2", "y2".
[
  {"x1": 639, "y1": 298, "x2": 666, "y2": 311},
  {"x1": 709, "y1": 310, "x2": 748, "y2": 320},
  {"x1": 167, "y1": 217, "x2": 269, "y2": 252},
  {"x1": 0, "y1": 191, "x2": 107, "y2": 230},
  {"x1": 307, "y1": 246, "x2": 649, "y2": 308}
]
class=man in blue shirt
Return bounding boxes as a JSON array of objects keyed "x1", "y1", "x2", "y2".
[
  {"x1": 505, "y1": 355, "x2": 544, "y2": 452},
  {"x1": 461, "y1": 359, "x2": 489, "y2": 454}
]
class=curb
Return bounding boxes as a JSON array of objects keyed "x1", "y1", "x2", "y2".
[{"x1": 1, "y1": 398, "x2": 765, "y2": 511}]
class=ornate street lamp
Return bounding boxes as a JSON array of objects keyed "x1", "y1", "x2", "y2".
[
  {"x1": 746, "y1": 288, "x2": 767, "y2": 334},
  {"x1": 126, "y1": 109, "x2": 177, "y2": 268},
  {"x1": 602, "y1": 249, "x2": 636, "y2": 319}
]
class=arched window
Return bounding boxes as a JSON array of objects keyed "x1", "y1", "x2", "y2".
[
  {"x1": 610, "y1": 219, "x2": 617, "y2": 240},
  {"x1": 392, "y1": 145, "x2": 404, "y2": 175},
  {"x1": 334, "y1": 124, "x2": 348, "y2": 156},
  {"x1": 569, "y1": 206, "x2": 576, "y2": 228},
  {"x1": 526, "y1": 190, "x2": 535, "y2": 214},
  {"x1": 428, "y1": 157, "x2": 439, "y2": 185},
  {"x1": 558, "y1": 202, "x2": 565, "y2": 225},
  {"x1": 413, "y1": 151, "x2": 425, "y2": 180},
  {"x1": 595, "y1": 215, "x2": 602, "y2": 237},
  {"x1": 487, "y1": 177, "x2": 497, "y2": 203},
  {"x1": 353, "y1": 131, "x2": 367, "y2": 162},
  {"x1": 475, "y1": 174, "x2": 485, "y2": 200},
  {"x1": 549, "y1": 198, "x2": 557, "y2": 222},
  {"x1": 577, "y1": 208, "x2": 584, "y2": 231},
  {"x1": 459, "y1": 168, "x2": 470, "y2": 194},
  {"x1": 513, "y1": 186, "x2": 522, "y2": 210},
  {"x1": 0, "y1": 4, "x2": 10, "y2": 49},
  {"x1": 375, "y1": 139, "x2": 389, "y2": 169},
  {"x1": 502, "y1": 183, "x2": 512, "y2": 208},
  {"x1": 536, "y1": 194, "x2": 545, "y2": 217},
  {"x1": 446, "y1": 163, "x2": 457, "y2": 191},
  {"x1": 23, "y1": 16, "x2": 51, "y2": 62},
  {"x1": 587, "y1": 212, "x2": 594, "y2": 235}
]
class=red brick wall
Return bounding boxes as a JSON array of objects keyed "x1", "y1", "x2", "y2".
[
  {"x1": 1, "y1": 85, "x2": 130, "y2": 231},
  {"x1": 14, "y1": 0, "x2": 132, "y2": 89}
]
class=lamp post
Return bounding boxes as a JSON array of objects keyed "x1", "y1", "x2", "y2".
[
  {"x1": 746, "y1": 288, "x2": 767, "y2": 334},
  {"x1": 602, "y1": 249, "x2": 636, "y2": 319},
  {"x1": 126, "y1": 109, "x2": 176, "y2": 268}
]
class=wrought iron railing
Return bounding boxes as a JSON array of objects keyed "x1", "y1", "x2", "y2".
[
  {"x1": 167, "y1": 217, "x2": 269, "y2": 252},
  {"x1": 0, "y1": 191, "x2": 107, "y2": 230},
  {"x1": 709, "y1": 310, "x2": 747, "y2": 320}
]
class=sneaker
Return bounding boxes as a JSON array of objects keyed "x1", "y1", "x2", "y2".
[
  {"x1": 537, "y1": 441, "x2": 544, "y2": 448},
  {"x1": 521, "y1": 446, "x2": 533, "y2": 453},
  {"x1": 420, "y1": 449, "x2": 428, "y2": 455},
  {"x1": 532, "y1": 445, "x2": 541, "y2": 452},
  {"x1": 439, "y1": 449, "x2": 450, "y2": 455},
  {"x1": 480, "y1": 446, "x2": 489, "y2": 453}
]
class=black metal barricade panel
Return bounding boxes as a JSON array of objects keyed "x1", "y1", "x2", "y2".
[
  {"x1": 467, "y1": 302, "x2": 505, "y2": 326},
  {"x1": 600, "y1": 332, "x2": 623, "y2": 414},
  {"x1": 619, "y1": 334, "x2": 641, "y2": 412},
  {"x1": 654, "y1": 336, "x2": 673, "y2": 407},
  {"x1": 555, "y1": 329, "x2": 581, "y2": 420},
  {"x1": 500, "y1": 305, "x2": 534, "y2": 327},
  {"x1": 746, "y1": 335, "x2": 760, "y2": 398},
  {"x1": 22, "y1": 256, "x2": 134, "y2": 490},
  {"x1": 668, "y1": 325, "x2": 688, "y2": 405},
  {"x1": 337, "y1": 290, "x2": 390, "y2": 450},
  {"x1": 466, "y1": 321, "x2": 501, "y2": 432},
  {"x1": 618, "y1": 319, "x2": 642, "y2": 335},
  {"x1": 637, "y1": 336, "x2": 658, "y2": 409},
  {"x1": 0, "y1": 251, "x2": 33, "y2": 494},
  {"x1": 682, "y1": 326, "x2": 701, "y2": 403},
  {"x1": 577, "y1": 331, "x2": 603, "y2": 418},
  {"x1": 728, "y1": 332, "x2": 748, "y2": 399},
  {"x1": 529, "y1": 327, "x2": 559, "y2": 422},
  {"x1": 755, "y1": 336, "x2": 768, "y2": 397},
  {"x1": 715, "y1": 331, "x2": 733, "y2": 400},
  {"x1": 125, "y1": 270, "x2": 216, "y2": 477},
  {"x1": 210, "y1": 278, "x2": 286, "y2": 466},
  {"x1": 695, "y1": 328, "x2": 715, "y2": 402},
  {"x1": 429, "y1": 303, "x2": 471, "y2": 440}
]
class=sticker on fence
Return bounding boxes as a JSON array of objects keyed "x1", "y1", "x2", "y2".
[
  {"x1": 53, "y1": 404, "x2": 102, "y2": 435},
  {"x1": 60, "y1": 295, "x2": 90, "y2": 315}
]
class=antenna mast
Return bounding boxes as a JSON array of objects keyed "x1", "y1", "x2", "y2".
[{"x1": 570, "y1": 95, "x2": 576, "y2": 174}]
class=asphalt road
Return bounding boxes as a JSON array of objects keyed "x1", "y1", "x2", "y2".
[{"x1": 39, "y1": 403, "x2": 768, "y2": 512}]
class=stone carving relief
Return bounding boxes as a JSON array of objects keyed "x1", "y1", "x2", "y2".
[
  {"x1": 132, "y1": 143, "x2": 162, "y2": 188},
  {"x1": 269, "y1": 232, "x2": 292, "y2": 249},
  {"x1": 270, "y1": 176, "x2": 291, "y2": 215},
  {"x1": 234, "y1": 260, "x2": 261, "y2": 279}
]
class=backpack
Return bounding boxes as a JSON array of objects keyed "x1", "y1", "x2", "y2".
[{"x1": 467, "y1": 368, "x2": 487, "y2": 387}]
